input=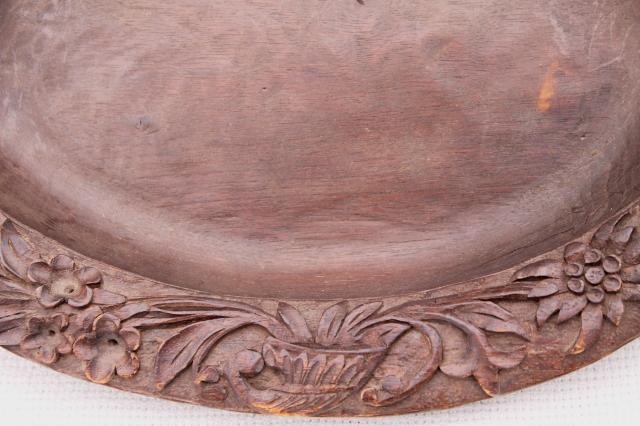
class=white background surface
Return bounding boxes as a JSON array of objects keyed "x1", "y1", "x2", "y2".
[{"x1": 0, "y1": 339, "x2": 639, "y2": 426}]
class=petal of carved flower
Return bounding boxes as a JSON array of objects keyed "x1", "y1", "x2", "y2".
[
  {"x1": 85, "y1": 355, "x2": 117, "y2": 384},
  {"x1": 51, "y1": 254, "x2": 74, "y2": 271},
  {"x1": 115, "y1": 352, "x2": 140, "y2": 378},
  {"x1": 75, "y1": 266, "x2": 102, "y2": 285},
  {"x1": 50, "y1": 313, "x2": 69, "y2": 330},
  {"x1": 536, "y1": 293, "x2": 565, "y2": 326},
  {"x1": 25, "y1": 317, "x2": 44, "y2": 333},
  {"x1": 35, "y1": 286, "x2": 64, "y2": 308},
  {"x1": 67, "y1": 286, "x2": 94, "y2": 308},
  {"x1": 557, "y1": 294, "x2": 588, "y2": 323},
  {"x1": 119, "y1": 328, "x2": 141, "y2": 351},
  {"x1": 35, "y1": 345, "x2": 59, "y2": 365},
  {"x1": 42, "y1": 347, "x2": 61, "y2": 364},
  {"x1": 564, "y1": 242, "x2": 587, "y2": 263},
  {"x1": 527, "y1": 280, "x2": 560, "y2": 298},
  {"x1": 623, "y1": 234, "x2": 640, "y2": 264},
  {"x1": 609, "y1": 227, "x2": 635, "y2": 253},
  {"x1": 621, "y1": 265, "x2": 640, "y2": 283},
  {"x1": 571, "y1": 303, "x2": 604, "y2": 354},
  {"x1": 57, "y1": 338, "x2": 73, "y2": 355},
  {"x1": 622, "y1": 283, "x2": 640, "y2": 301},
  {"x1": 27, "y1": 262, "x2": 52, "y2": 284},
  {"x1": 20, "y1": 333, "x2": 45, "y2": 350},
  {"x1": 591, "y1": 214, "x2": 628, "y2": 249},
  {"x1": 603, "y1": 294, "x2": 625, "y2": 326},
  {"x1": 93, "y1": 314, "x2": 121, "y2": 334},
  {"x1": 71, "y1": 306, "x2": 104, "y2": 334},
  {"x1": 72, "y1": 335, "x2": 99, "y2": 361}
]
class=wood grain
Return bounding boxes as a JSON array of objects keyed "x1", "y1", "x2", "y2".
[
  {"x1": 1, "y1": 0, "x2": 639, "y2": 298},
  {"x1": 0, "y1": 0, "x2": 639, "y2": 417}
]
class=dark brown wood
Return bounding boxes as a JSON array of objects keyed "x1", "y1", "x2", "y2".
[{"x1": 0, "y1": 0, "x2": 640, "y2": 417}]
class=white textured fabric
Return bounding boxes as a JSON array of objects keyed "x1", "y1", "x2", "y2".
[{"x1": 1, "y1": 339, "x2": 639, "y2": 426}]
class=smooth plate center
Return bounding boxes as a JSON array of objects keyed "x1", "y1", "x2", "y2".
[{"x1": 1, "y1": 1, "x2": 639, "y2": 298}]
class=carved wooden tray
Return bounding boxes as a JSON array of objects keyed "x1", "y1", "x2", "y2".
[{"x1": 1, "y1": 0, "x2": 640, "y2": 417}]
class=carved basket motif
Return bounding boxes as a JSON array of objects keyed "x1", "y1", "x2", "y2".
[{"x1": 256, "y1": 337, "x2": 387, "y2": 415}]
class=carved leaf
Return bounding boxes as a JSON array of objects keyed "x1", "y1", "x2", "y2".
[
  {"x1": 341, "y1": 302, "x2": 382, "y2": 332},
  {"x1": 359, "y1": 322, "x2": 410, "y2": 347},
  {"x1": 110, "y1": 303, "x2": 149, "y2": 321},
  {"x1": 0, "y1": 277, "x2": 33, "y2": 296},
  {"x1": 451, "y1": 301, "x2": 530, "y2": 339},
  {"x1": 460, "y1": 312, "x2": 530, "y2": 339},
  {"x1": 0, "y1": 221, "x2": 34, "y2": 280},
  {"x1": 439, "y1": 346, "x2": 477, "y2": 378},
  {"x1": 154, "y1": 317, "x2": 250, "y2": 390},
  {"x1": 603, "y1": 294, "x2": 624, "y2": 326},
  {"x1": 0, "y1": 312, "x2": 24, "y2": 333},
  {"x1": 513, "y1": 259, "x2": 564, "y2": 281},
  {"x1": 485, "y1": 346, "x2": 526, "y2": 369},
  {"x1": 127, "y1": 315, "x2": 209, "y2": 329},
  {"x1": 362, "y1": 320, "x2": 442, "y2": 407},
  {"x1": 417, "y1": 306, "x2": 528, "y2": 394},
  {"x1": 0, "y1": 308, "x2": 26, "y2": 345},
  {"x1": 0, "y1": 324, "x2": 26, "y2": 345},
  {"x1": 92, "y1": 288, "x2": 126, "y2": 306},
  {"x1": 276, "y1": 302, "x2": 312, "y2": 344},
  {"x1": 527, "y1": 279, "x2": 560, "y2": 298},
  {"x1": 149, "y1": 298, "x2": 267, "y2": 316},
  {"x1": 473, "y1": 363, "x2": 500, "y2": 395},
  {"x1": 334, "y1": 302, "x2": 384, "y2": 345},
  {"x1": 316, "y1": 302, "x2": 348, "y2": 346}
]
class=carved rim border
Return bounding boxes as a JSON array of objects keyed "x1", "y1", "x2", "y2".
[{"x1": 1, "y1": 203, "x2": 640, "y2": 417}]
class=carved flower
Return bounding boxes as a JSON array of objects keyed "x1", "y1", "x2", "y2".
[
  {"x1": 28, "y1": 254, "x2": 102, "y2": 308},
  {"x1": 72, "y1": 314, "x2": 141, "y2": 383},
  {"x1": 19, "y1": 313, "x2": 73, "y2": 364},
  {"x1": 516, "y1": 212, "x2": 640, "y2": 353}
]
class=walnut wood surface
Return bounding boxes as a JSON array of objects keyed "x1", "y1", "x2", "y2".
[
  {"x1": 2, "y1": 205, "x2": 640, "y2": 416},
  {"x1": 0, "y1": 0, "x2": 640, "y2": 417},
  {"x1": 1, "y1": 0, "x2": 640, "y2": 299}
]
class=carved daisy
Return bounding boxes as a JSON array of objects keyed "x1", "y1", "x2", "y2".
[
  {"x1": 20, "y1": 313, "x2": 73, "y2": 364},
  {"x1": 72, "y1": 314, "x2": 141, "y2": 384},
  {"x1": 515, "y1": 211, "x2": 640, "y2": 353}
]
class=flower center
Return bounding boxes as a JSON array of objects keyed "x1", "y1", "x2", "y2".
[
  {"x1": 567, "y1": 252, "x2": 623, "y2": 298},
  {"x1": 51, "y1": 276, "x2": 82, "y2": 297},
  {"x1": 97, "y1": 334, "x2": 126, "y2": 361}
]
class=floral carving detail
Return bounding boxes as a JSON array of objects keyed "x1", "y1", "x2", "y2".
[
  {"x1": 140, "y1": 298, "x2": 528, "y2": 415},
  {"x1": 515, "y1": 211, "x2": 640, "y2": 353},
  {"x1": 1, "y1": 205, "x2": 640, "y2": 415},
  {"x1": 28, "y1": 255, "x2": 124, "y2": 308},
  {"x1": 73, "y1": 314, "x2": 141, "y2": 384},
  {"x1": 20, "y1": 313, "x2": 72, "y2": 364}
]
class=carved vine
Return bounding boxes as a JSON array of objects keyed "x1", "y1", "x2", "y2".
[{"x1": 1, "y1": 206, "x2": 640, "y2": 415}]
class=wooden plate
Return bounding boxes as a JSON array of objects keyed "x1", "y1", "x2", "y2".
[{"x1": 1, "y1": 0, "x2": 640, "y2": 417}]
